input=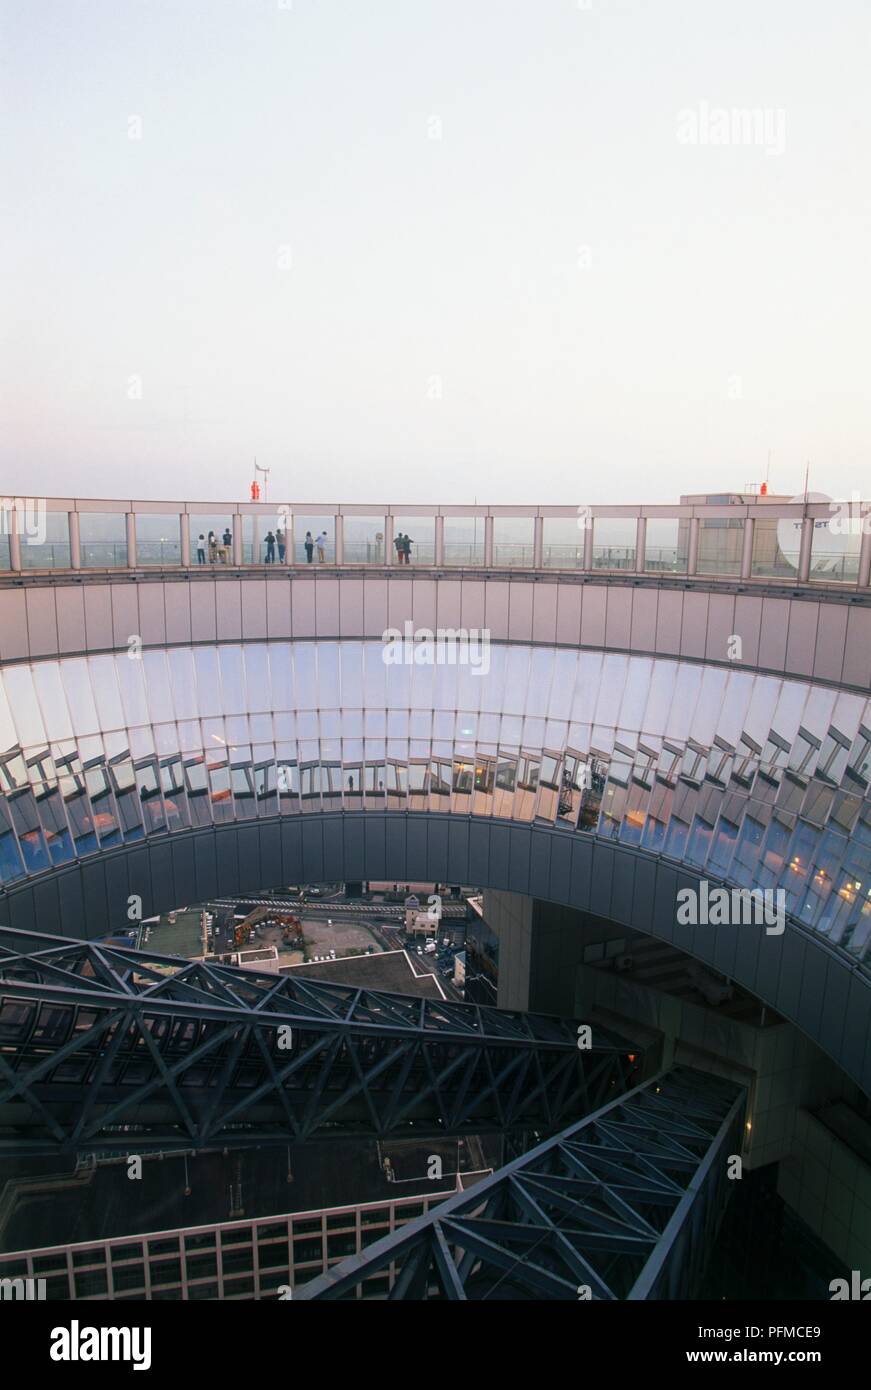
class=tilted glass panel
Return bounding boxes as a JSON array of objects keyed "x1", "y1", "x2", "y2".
[{"x1": 1, "y1": 642, "x2": 870, "y2": 966}]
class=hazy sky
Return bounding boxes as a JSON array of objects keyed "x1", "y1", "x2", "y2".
[{"x1": 2, "y1": 0, "x2": 869, "y2": 505}]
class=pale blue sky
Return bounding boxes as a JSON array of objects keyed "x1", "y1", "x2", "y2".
[{"x1": 2, "y1": 0, "x2": 869, "y2": 504}]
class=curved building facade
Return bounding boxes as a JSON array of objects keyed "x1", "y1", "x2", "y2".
[
  {"x1": 1, "y1": 639, "x2": 870, "y2": 965},
  {"x1": 1, "y1": 496, "x2": 870, "y2": 1097}
]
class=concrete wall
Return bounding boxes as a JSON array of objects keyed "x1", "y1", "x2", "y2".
[
  {"x1": 2, "y1": 571, "x2": 870, "y2": 688},
  {"x1": 779, "y1": 1109, "x2": 871, "y2": 1277}
]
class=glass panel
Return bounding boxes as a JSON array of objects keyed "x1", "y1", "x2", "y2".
[
  {"x1": 20, "y1": 511, "x2": 71, "y2": 569},
  {"x1": 295, "y1": 516, "x2": 334, "y2": 564},
  {"x1": 79, "y1": 513, "x2": 128, "y2": 568},
  {"x1": 696, "y1": 517, "x2": 744, "y2": 576},
  {"x1": 810, "y1": 513, "x2": 862, "y2": 584},
  {"x1": 190, "y1": 515, "x2": 235, "y2": 566},
  {"x1": 492, "y1": 516, "x2": 534, "y2": 567},
  {"x1": 135, "y1": 514, "x2": 181, "y2": 566},
  {"x1": 645, "y1": 517, "x2": 687, "y2": 573},
  {"x1": 751, "y1": 515, "x2": 800, "y2": 578},
  {"x1": 343, "y1": 515, "x2": 387, "y2": 565},
  {"x1": 592, "y1": 517, "x2": 636, "y2": 570},
  {"x1": 542, "y1": 516, "x2": 585, "y2": 569},
  {"x1": 242, "y1": 513, "x2": 290, "y2": 564},
  {"x1": 443, "y1": 516, "x2": 484, "y2": 566},
  {"x1": 392, "y1": 516, "x2": 434, "y2": 565}
]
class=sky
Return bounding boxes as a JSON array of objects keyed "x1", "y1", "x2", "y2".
[{"x1": 2, "y1": 0, "x2": 869, "y2": 506}]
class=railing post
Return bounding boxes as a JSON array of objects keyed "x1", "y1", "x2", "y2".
[
  {"x1": 582, "y1": 516, "x2": 593, "y2": 569},
  {"x1": 334, "y1": 515, "x2": 344, "y2": 564},
  {"x1": 8, "y1": 509, "x2": 21, "y2": 571},
  {"x1": 859, "y1": 516, "x2": 871, "y2": 588},
  {"x1": 533, "y1": 516, "x2": 543, "y2": 569},
  {"x1": 233, "y1": 513, "x2": 243, "y2": 567},
  {"x1": 69, "y1": 512, "x2": 81, "y2": 570},
  {"x1": 740, "y1": 517, "x2": 754, "y2": 580},
  {"x1": 126, "y1": 513, "x2": 137, "y2": 568},
  {"x1": 484, "y1": 515, "x2": 494, "y2": 567},
  {"x1": 435, "y1": 515, "x2": 445, "y2": 566},
  {"x1": 798, "y1": 516, "x2": 813, "y2": 583},
  {"x1": 635, "y1": 517, "x2": 646, "y2": 574},
  {"x1": 180, "y1": 514, "x2": 191, "y2": 567},
  {"x1": 384, "y1": 514, "x2": 395, "y2": 566},
  {"x1": 687, "y1": 517, "x2": 700, "y2": 576}
]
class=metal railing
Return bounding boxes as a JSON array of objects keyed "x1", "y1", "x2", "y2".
[{"x1": 1, "y1": 497, "x2": 870, "y2": 588}]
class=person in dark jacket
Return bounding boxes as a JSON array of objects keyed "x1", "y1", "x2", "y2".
[{"x1": 304, "y1": 531, "x2": 314, "y2": 563}]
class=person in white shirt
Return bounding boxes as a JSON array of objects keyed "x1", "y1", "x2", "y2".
[{"x1": 316, "y1": 531, "x2": 328, "y2": 562}]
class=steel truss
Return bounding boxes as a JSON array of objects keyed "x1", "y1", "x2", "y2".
[
  {"x1": 296, "y1": 1067, "x2": 746, "y2": 1300},
  {"x1": 0, "y1": 927, "x2": 640, "y2": 1156}
]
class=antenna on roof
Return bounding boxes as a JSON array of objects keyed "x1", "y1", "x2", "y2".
[{"x1": 254, "y1": 460, "x2": 271, "y2": 504}]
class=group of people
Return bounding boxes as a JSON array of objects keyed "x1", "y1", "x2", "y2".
[
  {"x1": 262, "y1": 527, "x2": 286, "y2": 563},
  {"x1": 394, "y1": 532, "x2": 414, "y2": 564},
  {"x1": 196, "y1": 526, "x2": 408, "y2": 565},
  {"x1": 196, "y1": 528, "x2": 233, "y2": 564},
  {"x1": 303, "y1": 530, "x2": 329, "y2": 563}
]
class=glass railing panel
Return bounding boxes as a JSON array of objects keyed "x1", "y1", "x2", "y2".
[
  {"x1": 592, "y1": 517, "x2": 636, "y2": 570},
  {"x1": 697, "y1": 518, "x2": 744, "y2": 576},
  {"x1": 242, "y1": 514, "x2": 290, "y2": 564},
  {"x1": 136, "y1": 514, "x2": 182, "y2": 567},
  {"x1": 751, "y1": 515, "x2": 801, "y2": 579},
  {"x1": 79, "y1": 513, "x2": 128, "y2": 568},
  {"x1": 343, "y1": 516, "x2": 387, "y2": 565},
  {"x1": 810, "y1": 511, "x2": 862, "y2": 584},
  {"x1": 392, "y1": 516, "x2": 434, "y2": 565},
  {"x1": 492, "y1": 516, "x2": 534, "y2": 567},
  {"x1": 294, "y1": 516, "x2": 335, "y2": 564},
  {"x1": 443, "y1": 516, "x2": 485, "y2": 566},
  {"x1": 190, "y1": 514, "x2": 236, "y2": 566},
  {"x1": 644, "y1": 517, "x2": 688, "y2": 573},
  {"x1": 541, "y1": 517, "x2": 585, "y2": 569},
  {"x1": 17, "y1": 510, "x2": 71, "y2": 569}
]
